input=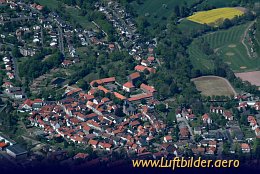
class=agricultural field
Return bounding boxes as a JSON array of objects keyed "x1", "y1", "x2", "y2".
[
  {"x1": 235, "y1": 71, "x2": 260, "y2": 87},
  {"x1": 187, "y1": 7, "x2": 244, "y2": 26},
  {"x1": 191, "y1": 76, "x2": 236, "y2": 97},
  {"x1": 188, "y1": 23, "x2": 260, "y2": 72}
]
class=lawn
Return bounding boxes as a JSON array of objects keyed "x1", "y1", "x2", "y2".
[
  {"x1": 191, "y1": 76, "x2": 236, "y2": 97},
  {"x1": 187, "y1": 7, "x2": 244, "y2": 26},
  {"x1": 188, "y1": 23, "x2": 260, "y2": 72}
]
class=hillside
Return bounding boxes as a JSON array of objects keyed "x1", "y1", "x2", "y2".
[{"x1": 188, "y1": 23, "x2": 260, "y2": 72}]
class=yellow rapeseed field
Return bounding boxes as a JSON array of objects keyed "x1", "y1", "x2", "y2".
[{"x1": 187, "y1": 7, "x2": 244, "y2": 26}]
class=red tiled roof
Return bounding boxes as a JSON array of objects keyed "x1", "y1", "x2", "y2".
[
  {"x1": 88, "y1": 139, "x2": 98, "y2": 145},
  {"x1": 147, "y1": 56, "x2": 155, "y2": 62},
  {"x1": 202, "y1": 113, "x2": 209, "y2": 120},
  {"x1": 129, "y1": 72, "x2": 140, "y2": 80},
  {"x1": 0, "y1": 0, "x2": 6, "y2": 4},
  {"x1": 74, "y1": 153, "x2": 88, "y2": 159},
  {"x1": 241, "y1": 143, "x2": 250, "y2": 149},
  {"x1": 23, "y1": 99, "x2": 33, "y2": 106},
  {"x1": 97, "y1": 85, "x2": 110, "y2": 93},
  {"x1": 90, "y1": 77, "x2": 115, "y2": 86},
  {"x1": 140, "y1": 83, "x2": 156, "y2": 93},
  {"x1": 0, "y1": 142, "x2": 7, "y2": 148},
  {"x1": 128, "y1": 93, "x2": 153, "y2": 102},
  {"x1": 164, "y1": 135, "x2": 172, "y2": 141},
  {"x1": 123, "y1": 82, "x2": 134, "y2": 88},
  {"x1": 114, "y1": 92, "x2": 126, "y2": 100},
  {"x1": 134, "y1": 65, "x2": 156, "y2": 73}
]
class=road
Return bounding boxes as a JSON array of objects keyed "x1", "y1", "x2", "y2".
[
  {"x1": 217, "y1": 142, "x2": 223, "y2": 159},
  {"x1": 56, "y1": 24, "x2": 65, "y2": 55},
  {"x1": 177, "y1": 117, "x2": 195, "y2": 141},
  {"x1": 241, "y1": 20, "x2": 256, "y2": 58},
  {"x1": 10, "y1": 52, "x2": 27, "y2": 99}
]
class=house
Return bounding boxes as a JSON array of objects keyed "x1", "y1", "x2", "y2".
[
  {"x1": 210, "y1": 106, "x2": 224, "y2": 114},
  {"x1": 238, "y1": 102, "x2": 248, "y2": 110},
  {"x1": 141, "y1": 60, "x2": 149, "y2": 67},
  {"x1": 208, "y1": 140, "x2": 217, "y2": 148},
  {"x1": 140, "y1": 83, "x2": 156, "y2": 94},
  {"x1": 127, "y1": 72, "x2": 140, "y2": 85},
  {"x1": 194, "y1": 127, "x2": 202, "y2": 135},
  {"x1": 19, "y1": 48, "x2": 36, "y2": 57},
  {"x1": 88, "y1": 139, "x2": 98, "y2": 149},
  {"x1": 135, "y1": 65, "x2": 156, "y2": 74},
  {"x1": 108, "y1": 43, "x2": 115, "y2": 51},
  {"x1": 223, "y1": 111, "x2": 234, "y2": 120},
  {"x1": 179, "y1": 127, "x2": 189, "y2": 140},
  {"x1": 202, "y1": 113, "x2": 212, "y2": 124},
  {"x1": 114, "y1": 92, "x2": 126, "y2": 100},
  {"x1": 253, "y1": 101, "x2": 260, "y2": 111},
  {"x1": 163, "y1": 135, "x2": 172, "y2": 143},
  {"x1": 205, "y1": 147, "x2": 216, "y2": 155},
  {"x1": 147, "y1": 56, "x2": 155, "y2": 63},
  {"x1": 241, "y1": 143, "x2": 250, "y2": 153},
  {"x1": 6, "y1": 144, "x2": 28, "y2": 159},
  {"x1": 128, "y1": 93, "x2": 153, "y2": 103},
  {"x1": 73, "y1": 153, "x2": 89, "y2": 160},
  {"x1": 0, "y1": 142, "x2": 8, "y2": 151},
  {"x1": 62, "y1": 60, "x2": 73, "y2": 67},
  {"x1": 90, "y1": 77, "x2": 116, "y2": 87},
  {"x1": 2, "y1": 81, "x2": 13, "y2": 88},
  {"x1": 123, "y1": 82, "x2": 134, "y2": 92}
]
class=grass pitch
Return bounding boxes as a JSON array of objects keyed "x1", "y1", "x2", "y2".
[{"x1": 192, "y1": 76, "x2": 236, "y2": 97}]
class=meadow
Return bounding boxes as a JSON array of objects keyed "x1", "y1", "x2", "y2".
[
  {"x1": 187, "y1": 7, "x2": 244, "y2": 26},
  {"x1": 188, "y1": 23, "x2": 260, "y2": 72},
  {"x1": 130, "y1": 0, "x2": 194, "y2": 25},
  {"x1": 191, "y1": 76, "x2": 236, "y2": 97}
]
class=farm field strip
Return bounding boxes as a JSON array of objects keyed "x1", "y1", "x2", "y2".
[{"x1": 187, "y1": 7, "x2": 244, "y2": 25}]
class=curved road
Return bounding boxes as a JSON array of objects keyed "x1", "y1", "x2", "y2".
[{"x1": 241, "y1": 20, "x2": 256, "y2": 58}]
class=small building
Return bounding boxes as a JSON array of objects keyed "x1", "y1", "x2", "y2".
[{"x1": 122, "y1": 81, "x2": 134, "y2": 92}]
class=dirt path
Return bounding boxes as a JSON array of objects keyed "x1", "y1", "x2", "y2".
[{"x1": 241, "y1": 20, "x2": 256, "y2": 58}]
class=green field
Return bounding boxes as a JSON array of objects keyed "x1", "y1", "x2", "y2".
[
  {"x1": 130, "y1": 0, "x2": 191, "y2": 24},
  {"x1": 178, "y1": 19, "x2": 207, "y2": 35},
  {"x1": 188, "y1": 23, "x2": 260, "y2": 72}
]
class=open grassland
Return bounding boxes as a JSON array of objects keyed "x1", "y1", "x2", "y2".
[
  {"x1": 192, "y1": 76, "x2": 236, "y2": 97},
  {"x1": 189, "y1": 23, "x2": 260, "y2": 72},
  {"x1": 187, "y1": 7, "x2": 244, "y2": 26},
  {"x1": 178, "y1": 19, "x2": 207, "y2": 35}
]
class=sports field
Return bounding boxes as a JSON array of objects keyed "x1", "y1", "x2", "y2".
[
  {"x1": 187, "y1": 8, "x2": 244, "y2": 26},
  {"x1": 188, "y1": 23, "x2": 260, "y2": 72},
  {"x1": 192, "y1": 76, "x2": 236, "y2": 97}
]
